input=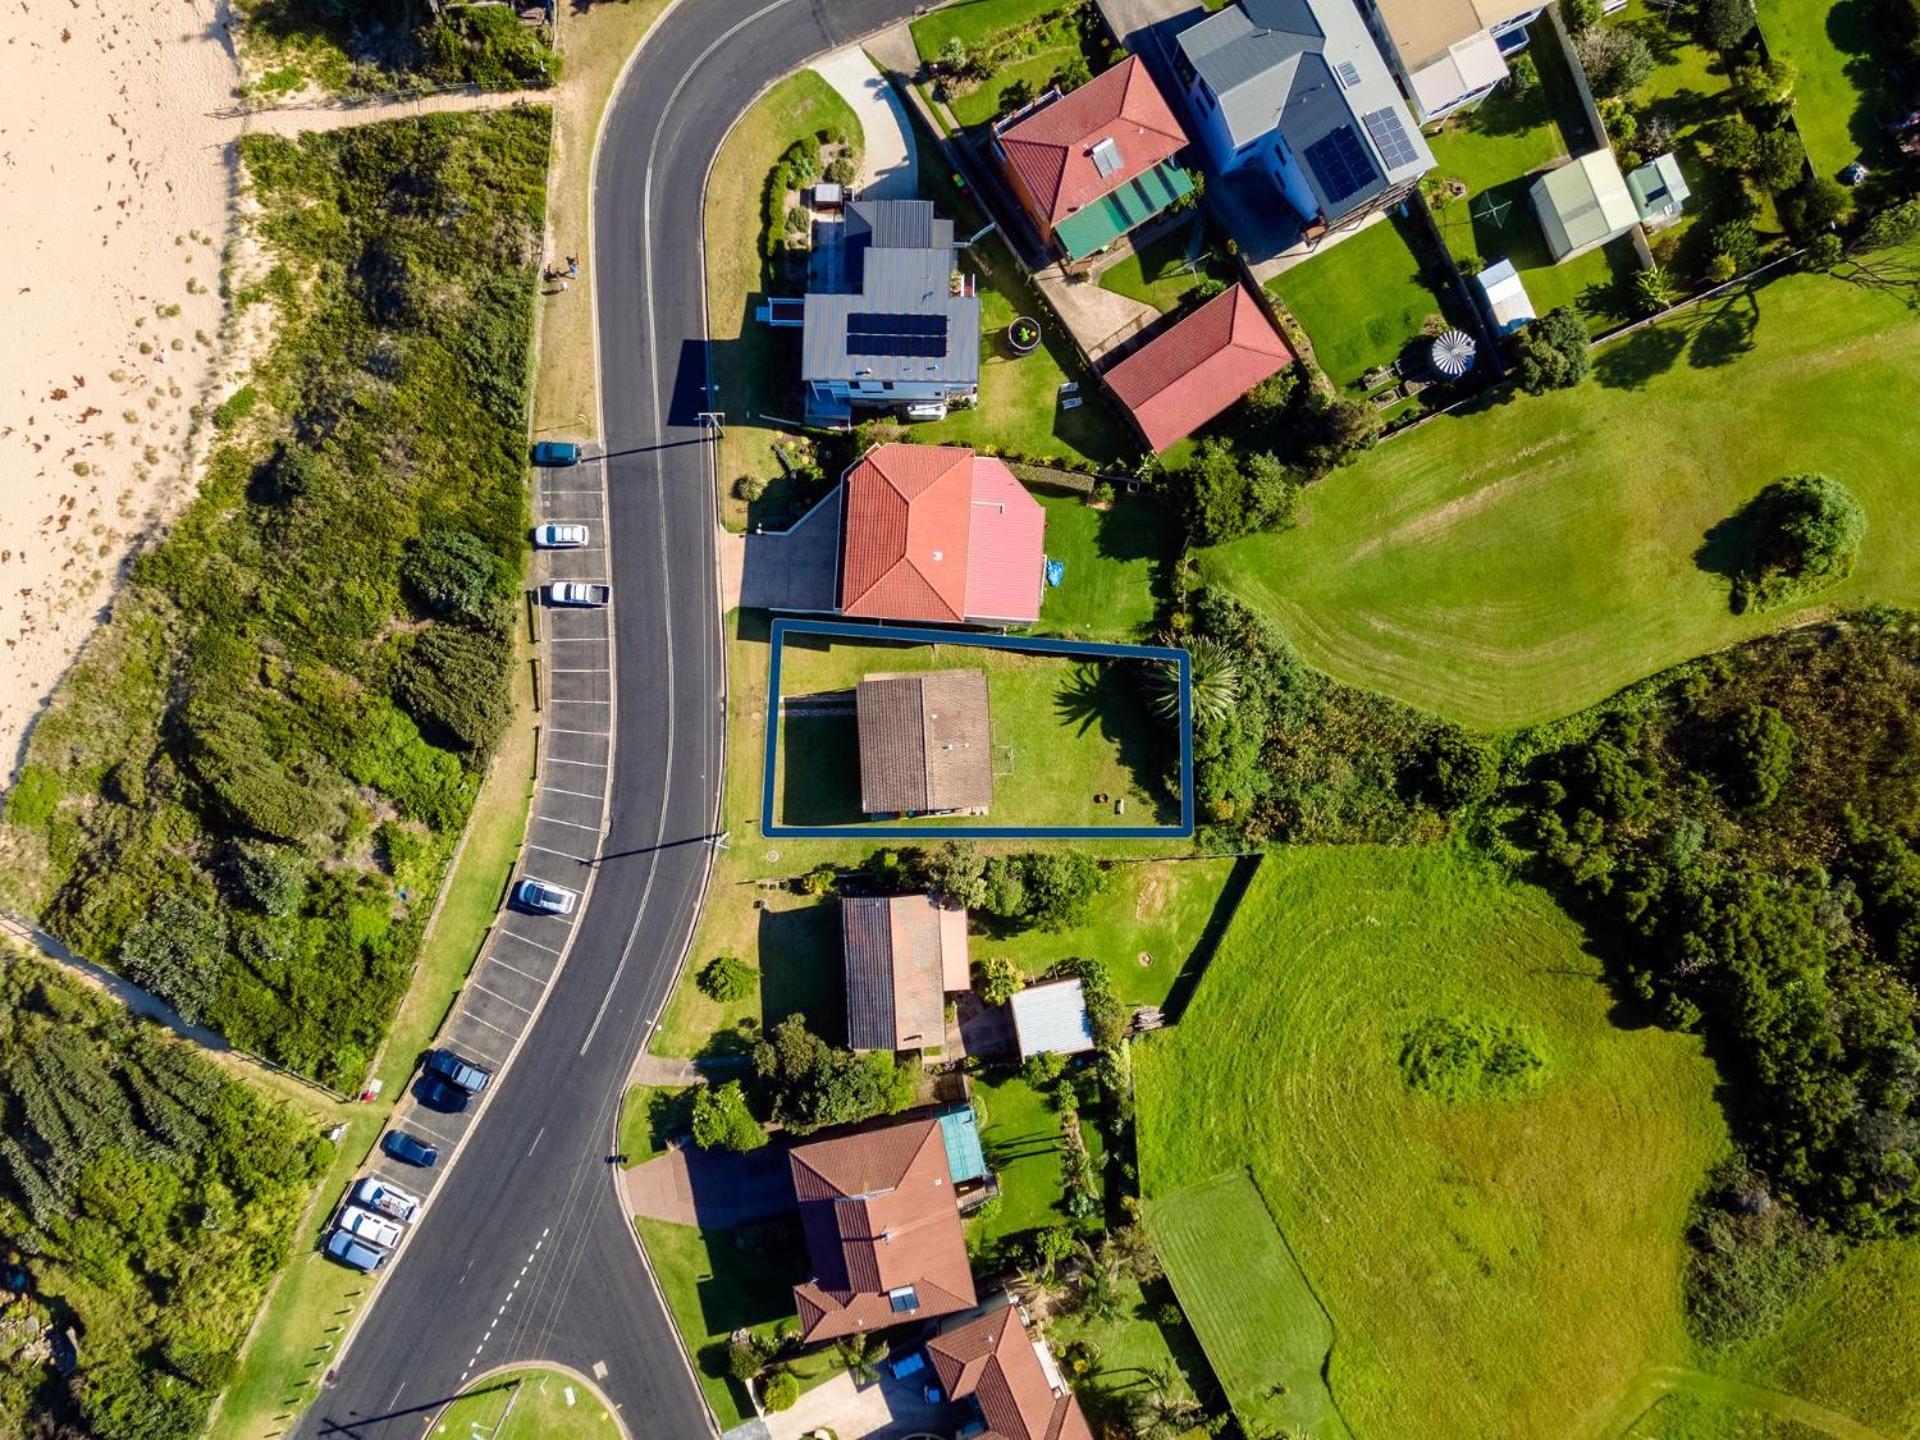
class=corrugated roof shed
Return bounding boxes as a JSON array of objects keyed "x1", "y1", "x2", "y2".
[
  {"x1": 857, "y1": 671, "x2": 994, "y2": 815},
  {"x1": 1530, "y1": 148, "x2": 1638, "y2": 260},
  {"x1": 1010, "y1": 978, "x2": 1095, "y2": 1059}
]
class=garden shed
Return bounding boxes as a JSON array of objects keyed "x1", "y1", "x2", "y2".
[{"x1": 1529, "y1": 148, "x2": 1639, "y2": 263}]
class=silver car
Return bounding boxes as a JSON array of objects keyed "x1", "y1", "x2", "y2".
[
  {"x1": 534, "y1": 523, "x2": 590, "y2": 549},
  {"x1": 515, "y1": 878, "x2": 578, "y2": 915},
  {"x1": 338, "y1": 1203, "x2": 405, "y2": 1249}
]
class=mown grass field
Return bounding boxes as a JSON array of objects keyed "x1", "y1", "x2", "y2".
[
  {"x1": 771, "y1": 634, "x2": 1175, "y2": 829},
  {"x1": 1756, "y1": 0, "x2": 1889, "y2": 178},
  {"x1": 1135, "y1": 846, "x2": 1729, "y2": 1439},
  {"x1": 1199, "y1": 260, "x2": 1920, "y2": 729},
  {"x1": 431, "y1": 1368, "x2": 618, "y2": 1440},
  {"x1": 1150, "y1": 1173, "x2": 1349, "y2": 1440}
]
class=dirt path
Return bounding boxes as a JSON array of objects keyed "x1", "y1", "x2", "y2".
[{"x1": 232, "y1": 85, "x2": 549, "y2": 138}]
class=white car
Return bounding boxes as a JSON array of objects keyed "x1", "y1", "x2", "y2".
[
  {"x1": 545, "y1": 581, "x2": 611, "y2": 607},
  {"x1": 516, "y1": 878, "x2": 578, "y2": 916},
  {"x1": 534, "y1": 523, "x2": 590, "y2": 549},
  {"x1": 338, "y1": 1203, "x2": 405, "y2": 1249},
  {"x1": 354, "y1": 1177, "x2": 422, "y2": 1224}
]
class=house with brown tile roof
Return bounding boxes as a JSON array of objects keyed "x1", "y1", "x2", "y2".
[
  {"x1": 992, "y1": 56, "x2": 1196, "y2": 264},
  {"x1": 789, "y1": 1116, "x2": 978, "y2": 1343},
  {"x1": 838, "y1": 444, "x2": 1047, "y2": 626},
  {"x1": 928, "y1": 1301, "x2": 1094, "y2": 1440},
  {"x1": 856, "y1": 671, "x2": 993, "y2": 817},
  {"x1": 1100, "y1": 282, "x2": 1294, "y2": 453},
  {"x1": 843, "y1": 894, "x2": 971, "y2": 1053}
]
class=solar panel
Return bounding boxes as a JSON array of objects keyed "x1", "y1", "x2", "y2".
[
  {"x1": 1335, "y1": 60, "x2": 1362, "y2": 89},
  {"x1": 1362, "y1": 107, "x2": 1420, "y2": 171},
  {"x1": 845, "y1": 311, "x2": 950, "y2": 358},
  {"x1": 1303, "y1": 126, "x2": 1378, "y2": 205}
]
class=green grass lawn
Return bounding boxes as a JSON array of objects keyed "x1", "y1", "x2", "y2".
[
  {"x1": 988, "y1": 858, "x2": 1241, "y2": 1010},
  {"x1": 1096, "y1": 220, "x2": 1228, "y2": 314},
  {"x1": 618, "y1": 1083, "x2": 694, "y2": 1164},
  {"x1": 1266, "y1": 215, "x2": 1464, "y2": 390},
  {"x1": 656, "y1": 889, "x2": 844, "y2": 1057},
  {"x1": 636, "y1": 1217, "x2": 840, "y2": 1430},
  {"x1": 1150, "y1": 1173, "x2": 1349, "y2": 1440},
  {"x1": 771, "y1": 634, "x2": 1175, "y2": 829},
  {"x1": 968, "y1": 1073, "x2": 1076, "y2": 1256},
  {"x1": 431, "y1": 1368, "x2": 619, "y2": 1440},
  {"x1": 909, "y1": 0, "x2": 1069, "y2": 60},
  {"x1": 1134, "y1": 846, "x2": 1728, "y2": 1439},
  {"x1": 706, "y1": 71, "x2": 864, "y2": 530},
  {"x1": 1033, "y1": 490, "x2": 1165, "y2": 641},
  {"x1": 1426, "y1": 29, "x2": 1636, "y2": 334},
  {"x1": 947, "y1": 43, "x2": 1082, "y2": 129},
  {"x1": 1199, "y1": 259, "x2": 1920, "y2": 729},
  {"x1": 1757, "y1": 0, "x2": 1893, "y2": 178}
]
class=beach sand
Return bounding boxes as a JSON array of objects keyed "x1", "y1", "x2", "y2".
[{"x1": 0, "y1": 0, "x2": 237, "y2": 773}]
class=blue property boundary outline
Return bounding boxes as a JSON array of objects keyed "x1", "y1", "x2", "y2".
[{"x1": 761, "y1": 618, "x2": 1193, "y2": 840}]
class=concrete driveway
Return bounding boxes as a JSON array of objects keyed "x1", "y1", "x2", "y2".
[
  {"x1": 765, "y1": 1366, "x2": 949, "y2": 1440},
  {"x1": 812, "y1": 47, "x2": 919, "y2": 200}
]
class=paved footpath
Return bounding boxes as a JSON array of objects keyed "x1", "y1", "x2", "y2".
[{"x1": 810, "y1": 47, "x2": 918, "y2": 199}]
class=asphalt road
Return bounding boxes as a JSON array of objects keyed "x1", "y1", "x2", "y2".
[{"x1": 296, "y1": 2, "x2": 922, "y2": 1435}]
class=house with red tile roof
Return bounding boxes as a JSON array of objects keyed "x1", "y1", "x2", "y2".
[
  {"x1": 992, "y1": 56, "x2": 1196, "y2": 264},
  {"x1": 1100, "y1": 282, "x2": 1294, "y2": 452},
  {"x1": 927, "y1": 1301, "x2": 1094, "y2": 1440},
  {"x1": 838, "y1": 443, "x2": 1046, "y2": 626},
  {"x1": 789, "y1": 1116, "x2": 978, "y2": 1343}
]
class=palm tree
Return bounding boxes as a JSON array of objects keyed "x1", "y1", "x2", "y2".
[
  {"x1": 1147, "y1": 639, "x2": 1239, "y2": 728},
  {"x1": 835, "y1": 1330, "x2": 887, "y2": 1385}
]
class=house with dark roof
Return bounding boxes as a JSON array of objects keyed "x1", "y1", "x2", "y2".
[
  {"x1": 799, "y1": 200, "x2": 981, "y2": 424},
  {"x1": 991, "y1": 56, "x2": 1196, "y2": 264},
  {"x1": 788, "y1": 1116, "x2": 979, "y2": 1343},
  {"x1": 842, "y1": 894, "x2": 971, "y2": 1053},
  {"x1": 1172, "y1": 0, "x2": 1433, "y2": 244},
  {"x1": 857, "y1": 671, "x2": 994, "y2": 817},
  {"x1": 1359, "y1": 0, "x2": 1546, "y2": 124},
  {"x1": 1100, "y1": 282, "x2": 1293, "y2": 452},
  {"x1": 928, "y1": 1301, "x2": 1095, "y2": 1440}
]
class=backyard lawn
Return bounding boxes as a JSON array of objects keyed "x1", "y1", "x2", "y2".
[
  {"x1": 1426, "y1": 25, "x2": 1636, "y2": 334},
  {"x1": 1033, "y1": 489, "x2": 1165, "y2": 641},
  {"x1": 706, "y1": 70, "x2": 864, "y2": 530},
  {"x1": 909, "y1": 0, "x2": 1074, "y2": 61},
  {"x1": 771, "y1": 634, "x2": 1177, "y2": 830},
  {"x1": 431, "y1": 1369, "x2": 618, "y2": 1440},
  {"x1": 1096, "y1": 219, "x2": 1229, "y2": 314},
  {"x1": 1265, "y1": 214, "x2": 1464, "y2": 390},
  {"x1": 967, "y1": 1072, "x2": 1080, "y2": 1257},
  {"x1": 1135, "y1": 846, "x2": 1728, "y2": 1439},
  {"x1": 1757, "y1": 0, "x2": 1894, "y2": 178},
  {"x1": 1199, "y1": 259, "x2": 1920, "y2": 729}
]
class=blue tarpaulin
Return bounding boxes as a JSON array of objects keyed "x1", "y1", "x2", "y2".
[{"x1": 1045, "y1": 558, "x2": 1065, "y2": 587}]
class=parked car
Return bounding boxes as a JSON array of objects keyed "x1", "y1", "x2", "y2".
[
  {"x1": 354, "y1": 1176, "x2": 422, "y2": 1223},
  {"x1": 425, "y1": 1048, "x2": 493, "y2": 1095},
  {"x1": 514, "y1": 877, "x2": 578, "y2": 915},
  {"x1": 534, "y1": 522, "x2": 591, "y2": 549},
  {"x1": 415, "y1": 1075, "x2": 471, "y2": 1114},
  {"x1": 545, "y1": 581, "x2": 610, "y2": 607},
  {"x1": 532, "y1": 440, "x2": 582, "y2": 467},
  {"x1": 382, "y1": 1130, "x2": 439, "y2": 1168},
  {"x1": 325, "y1": 1227, "x2": 390, "y2": 1274},
  {"x1": 338, "y1": 1204, "x2": 405, "y2": 1250}
]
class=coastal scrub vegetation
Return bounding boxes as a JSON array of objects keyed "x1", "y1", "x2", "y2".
[
  {"x1": 0, "y1": 954, "x2": 328, "y2": 1440},
  {"x1": 0, "y1": 111, "x2": 550, "y2": 1090},
  {"x1": 233, "y1": 0, "x2": 559, "y2": 98}
]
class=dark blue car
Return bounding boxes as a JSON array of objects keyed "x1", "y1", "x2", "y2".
[
  {"x1": 531, "y1": 440, "x2": 581, "y2": 467},
  {"x1": 414, "y1": 1075, "x2": 471, "y2": 1114},
  {"x1": 383, "y1": 1129, "x2": 439, "y2": 1168}
]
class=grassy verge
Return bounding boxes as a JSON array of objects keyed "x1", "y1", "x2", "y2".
[
  {"x1": 430, "y1": 1367, "x2": 620, "y2": 1440},
  {"x1": 771, "y1": 633, "x2": 1175, "y2": 830},
  {"x1": 534, "y1": 0, "x2": 677, "y2": 440},
  {"x1": 1199, "y1": 257, "x2": 1920, "y2": 729},
  {"x1": 635, "y1": 1217, "x2": 839, "y2": 1430},
  {"x1": 1135, "y1": 845, "x2": 1728, "y2": 1438},
  {"x1": 619, "y1": 1083, "x2": 696, "y2": 1164},
  {"x1": 210, "y1": 652, "x2": 537, "y2": 1440}
]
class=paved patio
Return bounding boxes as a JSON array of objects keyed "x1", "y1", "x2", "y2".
[{"x1": 764, "y1": 1366, "x2": 950, "y2": 1440}]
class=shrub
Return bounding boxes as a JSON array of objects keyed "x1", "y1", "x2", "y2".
[
  {"x1": 1420, "y1": 732, "x2": 1499, "y2": 809},
  {"x1": 5, "y1": 764, "x2": 61, "y2": 827},
  {"x1": 1725, "y1": 473, "x2": 1867, "y2": 611},
  {"x1": 824, "y1": 152, "x2": 858, "y2": 186},
  {"x1": 1751, "y1": 128, "x2": 1805, "y2": 192},
  {"x1": 119, "y1": 892, "x2": 227, "y2": 1027},
  {"x1": 1241, "y1": 368, "x2": 1300, "y2": 422},
  {"x1": 1716, "y1": 704, "x2": 1795, "y2": 808},
  {"x1": 1732, "y1": 55, "x2": 1798, "y2": 108},
  {"x1": 232, "y1": 839, "x2": 308, "y2": 916},
  {"x1": 1180, "y1": 439, "x2": 1301, "y2": 546},
  {"x1": 751, "y1": 1014, "x2": 917, "y2": 1134},
  {"x1": 697, "y1": 954, "x2": 756, "y2": 1003},
  {"x1": 403, "y1": 529, "x2": 503, "y2": 624},
  {"x1": 975, "y1": 955, "x2": 1023, "y2": 1007},
  {"x1": 1781, "y1": 176, "x2": 1852, "y2": 238},
  {"x1": 1399, "y1": 1014, "x2": 1548, "y2": 1100},
  {"x1": 734, "y1": 474, "x2": 766, "y2": 502},
  {"x1": 1706, "y1": 115, "x2": 1760, "y2": 171},
  {"x1": 1709, "y1": 217, "x2": 1760, "y2": 273},
  {"x1": 691, "y1": 1081, "x2": 767, "y2": 1152},
  {"x1": 1697, "y1": 0, "x2": 1756, "y2": 50},
  {"x1": 1574, "y1": 26, "x2": 1654, "y2": 97},
  {"x1": 1511, "y1": 307, "x2": 1591, "y2": 393},
  {"x1": 1686, "y1": 1160, "x2": 1837, "y2": 1345},
  {"x1": 1561, "y1": 0, "x2": 1603, "y2": 32},
  {"x1": 393, "y1": 623, "x2": 514, "y2": 754},
  {"x1": 1023, "y1": 1050, "x2": 1068, "y2": 1088},
  {"x1": 760, "y1": 1369, "x2": 800, "y2": 1413},
  {"x1": 1294, "y1": 390, "x2": 1379, "y2": 475},
  {"x1": 1634, "y1": 263, "x2": 1680, "y2": 315},
  {"x1": 212, "y1": 383, "x2": 258, "y2": 432}
]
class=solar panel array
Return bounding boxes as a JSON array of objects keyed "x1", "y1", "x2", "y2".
[
  {"x1": 1334, "y1": 60, "x2": 1362, "y2": 89},
  {"x1": 1303, "y1": 126, "x2": 1378, "y2": 205},
  {"x1": 1362, "y1": 106, "x2": 1420, "y2": 171},
  {"x1": 846, "y1": 311, "x2": 949, "y2": 358}
]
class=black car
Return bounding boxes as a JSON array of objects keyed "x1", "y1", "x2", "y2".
[
  {"x1": 424, "y1": 1048, "x2": 493, "y2": 1095},
  {"x1": 414, "y1": 1075, "x2": 471, "y2": 1114},
  {"x1": 382, "y1": 1129, "x2": 439, "y2": 1167}
]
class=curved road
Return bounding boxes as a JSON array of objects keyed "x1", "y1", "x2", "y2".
[{"x1": 297, "y1": 2, "x2": 919, "y2": 1434}]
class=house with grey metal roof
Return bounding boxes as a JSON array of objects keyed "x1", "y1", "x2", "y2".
[
  {"x1": 1171, "y1": 0, "x2": 1432, "y2": 243},
  {"x1": 797, "y1": 200, "x2": 981, "y2": 425}
]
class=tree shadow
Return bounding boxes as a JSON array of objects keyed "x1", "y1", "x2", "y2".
[
  {"x1": 1830, "y1": 0, "x2": 1901, "y2": 164},
  {"x1": 1160, "y1": 854, "x2": 1262, "y2": 1022},
  {"x1": 1052, "y1": 663, "x2": 1180, "y2": 823},
  {"x1": 1686, "y1": 289, "x2": 1761, "y2": 368},
  {"x1": 1694, "y1": 493, "x2": 1767, "y2": 611},
  {"x1": 1594, "y1": 322, "x2": 1689, "y2": 389},
  {"x1": 779, "y1": 707, "x2": 862, "y2": 826}
]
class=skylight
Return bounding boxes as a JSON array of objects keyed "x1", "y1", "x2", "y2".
[{"x1": 1090, "y1": 136, "x2": 1123, "y2": 177}]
